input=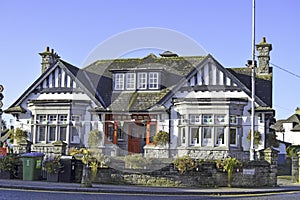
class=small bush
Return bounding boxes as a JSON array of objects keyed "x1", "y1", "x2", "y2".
[
  {"x1": 124, "y1": 154, "x2": 147, "y2": 169},
  {"x1": 173, "y1": 155, "x2": 196, "y2": 174},
  {"x1": 153, "y1": 130, "x2": 170, "y2": 146}
]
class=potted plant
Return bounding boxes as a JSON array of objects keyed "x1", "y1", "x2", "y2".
[
  {"x1": 43, "y1": 157, "x2": 63, "y2": 182},
  {"x1": 247, "y1": 130, "x2": 262, "y2": 147},
  {"x1": 153, "y1": 130, "x2": 170, "y2": 146},
  {"x1": 0, "y1": 154, "x2": 19, "y2": 179}
]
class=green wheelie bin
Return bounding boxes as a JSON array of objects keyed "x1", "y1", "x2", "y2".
[{"x1": 22, "y1": 152, "x2": 44, "y2": 181}]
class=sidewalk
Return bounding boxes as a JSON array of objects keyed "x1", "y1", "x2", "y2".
[{"x1": 0, "y1": 178, "x2": 300, "y2": 195}]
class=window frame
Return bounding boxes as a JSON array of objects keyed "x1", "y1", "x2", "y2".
[
  {"x1": 215, "y1": 127, "x2": 225, "y2": 146},
  {"x1": 230, "y1": 127, "x2": 238, "y2": 146},
  {"x1": 215, "y1": 115, "x2": 226, "y2": 125},
  {"x1": 137, "y1": 72, "x2": 147, "y2": 90},
  {"x1": 114, "y1": 73, "x2": 125, "y2": 90},
  {"x1": 48, "y1": 126, "x2": 57, "y2": 142},
  {"x1": 190, "y1": 127, "x2": 200, "y2": 145},
  {"x1": 202, "y1": 114, "x2": 213, "y2": 125},
  {"x1": 148, "y1": 72, "x2": 159, "y2": 89},
  {"x1": 202, "y1": 126, "x2": 212, "y2": 146},
  {"x1": 126, "y1": 73, "x2": 136, "y2": 90},
  {"x1": 189, "y1": 114, "x2": 200, "y2": 125}
]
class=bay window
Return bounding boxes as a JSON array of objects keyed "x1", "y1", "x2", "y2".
[{"x1": 36, "y1": 114, "x2": 69, "y2": 143}]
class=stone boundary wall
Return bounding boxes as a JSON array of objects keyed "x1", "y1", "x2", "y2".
[
  {"x1": 94, "y1": 159, "x2": 276, "y2": 187},
  {"x1": 94, "y1": 148, "x2": 278, "y2": 188}
]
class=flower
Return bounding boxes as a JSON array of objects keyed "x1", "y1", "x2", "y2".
[{"x1": 43, "y1": 157, "x2": 63, "y2": 174}]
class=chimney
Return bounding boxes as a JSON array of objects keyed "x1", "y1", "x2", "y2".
[
  {"x1": 39, "y1": 46, "x2": 60, "y2": 74},
  {"x1": 296, "y1": 107, "x2": 300, "y2": 115},
  {"x1": 256, "y1": 37, "x2": 272, "y2": 74}
]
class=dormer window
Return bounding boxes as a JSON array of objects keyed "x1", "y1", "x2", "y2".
[{"x1": 114, "y1": 72, "x2": 160, "y2": 91}]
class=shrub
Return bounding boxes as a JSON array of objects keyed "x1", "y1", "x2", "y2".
[
  {"x1": 0, "y1": 154, "x2": 19, "y2": 176},
  {"x1": 124, "y1": 154, "x2": 147, "y2": 169},
  {"x1": 173, "y1": 155, "x2": 196, "y2": 174},
  {"x1": 43, "y1": 157, "x2": 63, "y2": 174},
  {"x1": 286, "y1": 145, "x2": 300, "y2": 157},
  {"x1": 88, "y1": 129, "x2": 103, "y2": 148},
  {"x1": 153, "y1": 130, "x2": 170, "y2": 146},
  {"x1": 223, "y1": 157, "x2": 241, "y2": 187}
]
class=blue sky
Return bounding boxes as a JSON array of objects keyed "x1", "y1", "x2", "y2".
[{"x1": 0, "y1": 0, "x2": 299, "y2": 124}]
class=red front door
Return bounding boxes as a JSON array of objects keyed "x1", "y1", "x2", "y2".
[{"x1": 128, "y1": 124, "x2": 140, "y2": 153}]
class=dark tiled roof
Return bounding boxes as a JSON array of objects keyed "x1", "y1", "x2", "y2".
[
  {"x1": 272, "y1": 114, "x2": 300, "y2": 132},
  {"x1": 83, "y1": 55, "x2": 206, "y2": 111},
  {"x1": 226, "y1": 67, "x2": 273, "y2": 107}
]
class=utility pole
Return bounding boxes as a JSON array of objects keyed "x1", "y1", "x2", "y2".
[
  {"x1": 250, "y1": 0, "x2": 256, "y2": 161},
  {"x1": 0, "y1": 84, "x2": 4, "y2": 133}
]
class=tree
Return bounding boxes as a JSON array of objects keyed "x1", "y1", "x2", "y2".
[{"x1": 265, "y1": 132, "x2": 279, "y2": 148}]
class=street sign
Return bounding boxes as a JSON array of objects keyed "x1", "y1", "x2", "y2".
[{"x1": 0, "y1": 85, "x2": 3, "y2": 92}]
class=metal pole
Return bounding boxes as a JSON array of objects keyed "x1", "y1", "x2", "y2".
[{"x1": 250, "y1": 0, "x2": 256, "y2": 161}]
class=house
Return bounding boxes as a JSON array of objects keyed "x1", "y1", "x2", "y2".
[
  {"x1": 5, "y1": 37, "x2": 275, "y2": 161},
  {"x1": 272, "y1": 108, "x2": 300, "y2": 163}
]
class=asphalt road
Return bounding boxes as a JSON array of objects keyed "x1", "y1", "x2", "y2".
[{"x1": 1, "y1": 188, "x2": 300, "y2": 200}]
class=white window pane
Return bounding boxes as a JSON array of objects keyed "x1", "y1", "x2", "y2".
[
  {"x1": 215, "y1": 115, "x2": 225, "y2": 124},
  {"x1": 137, "y1": 73, "x2": 147, "y2": 89},
  {"x1": 190, "y1": 114, "x2": 200, "y2": 124},
  {"x1": 49, "y1": 126, "x2": 56, "y2": 141},
  {"x1": 202, "y1": 127, "x2": 212, "y2": 146},
  {"x1": 230, "y1": 116, "x2": 237, "y2": 124},
  {"x1": 203, "y1": 115, "x2": 213, "y2": 124},
  {"x1": 126, "y1": 73, "x2": 136, "y2": 90},
  {"x1": 215, "y1": 127, "x2": 225, "y2": 146},
  {"x1": 38, "y1": 126, "x2": 46, "y2": 142},
  {"x1": 60, "y1": 126, "x2": 67, "y2": 141},
  {"x1": 114, "y1": 73, "x2": 124, "y2": 90},
  {"x1": 190, "y1": 127, "x2": 199, "y2": 145},
  {"x1": 230, "y1": 128, "x2": 237, "y2": 145},
  {"x1": 149, "y1": 72, "x2": 158, "y2": 89}
]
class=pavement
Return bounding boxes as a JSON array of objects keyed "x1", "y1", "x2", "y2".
[{"x1": 0, "y1": 177, "x2": 300, "y2": 195}]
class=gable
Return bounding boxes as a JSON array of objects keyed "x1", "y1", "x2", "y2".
[
  {"x1": 158, "y1": 55, "x2": 267, "y2": 107},
  {"x1": 6, "y1": 60, "x2": 105, "y2": 112}
]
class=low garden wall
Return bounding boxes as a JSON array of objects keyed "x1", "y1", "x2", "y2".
[{"x1": 93, "y1": 158, "x2": 276, "y2": 188}]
